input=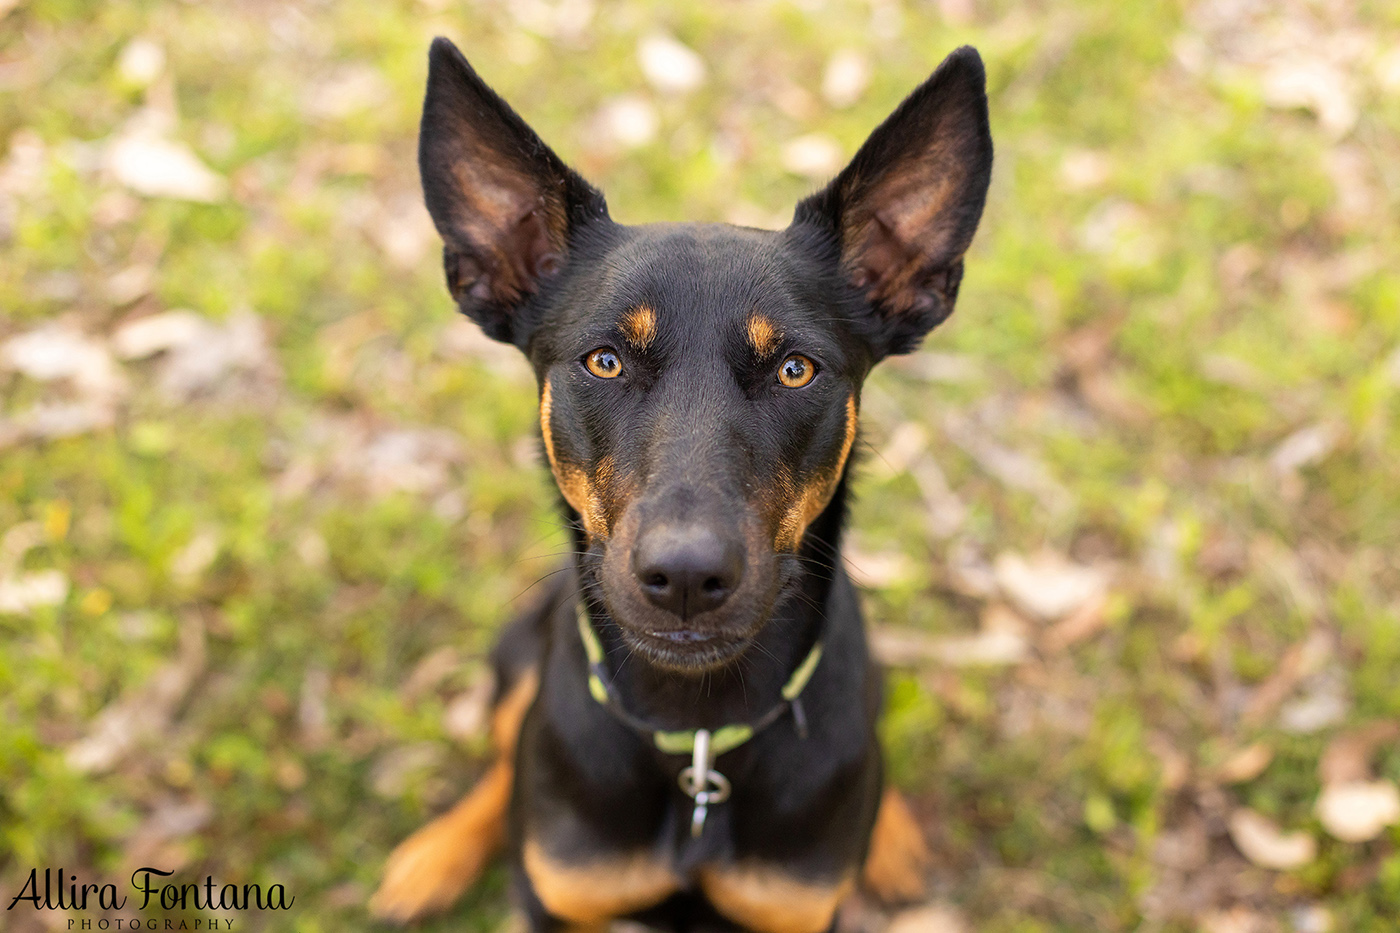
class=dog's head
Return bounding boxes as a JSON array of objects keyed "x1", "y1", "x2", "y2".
[{"x1": 419, "y1": 37, "x2": 992, "y2": 672}]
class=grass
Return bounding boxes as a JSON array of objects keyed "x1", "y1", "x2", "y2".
[{"x1": 2, "y1": 0, "x2": 1400, "y2": 931}]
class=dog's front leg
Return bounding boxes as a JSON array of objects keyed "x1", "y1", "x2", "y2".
[{"x1": 370, "y1": 669, "x2": 538, "y2": 922}]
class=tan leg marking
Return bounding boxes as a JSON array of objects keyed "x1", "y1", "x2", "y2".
[
  {"x1": 776, "y1": 394, "x2": 858, "y2": 550},
  {"x1": 370, "y1": 671, "x2": 539, "y2": 923},
  {"x1": 619, "y1": 304, "x2": 657, "y2": 349},
  {"x1": 699, "y1": 864, "x2": 854, "y2": 933},
  {"x1": 490, "y1": 668, "x2": 540, "y2": 758},
  {"x1": 747, "y1": 312, "x2": 783, "y2": 357},
  {"x1": 861, "y1": 788, "x2": 930, "y2": 903},
  {"x1": 523, "y1": 839, "x2": 680, "y2": 925}
]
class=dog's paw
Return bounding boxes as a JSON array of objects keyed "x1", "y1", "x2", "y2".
[
  {"x1": 369, "y1": 760, "x2": 511, "y2": 923},
  {"x1": 860, "y1": 789, "x2": 930, "y2": 904}
]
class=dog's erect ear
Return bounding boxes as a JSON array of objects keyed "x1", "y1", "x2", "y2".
[
  {"x1": 794, "y1": 46, "x2": 992, "y2": 356},
  {"x1": 419, "y1": 37, "x2": 607, "y2": 344}
]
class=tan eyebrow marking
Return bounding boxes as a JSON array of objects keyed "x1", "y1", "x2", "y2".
[
  {"x1": 746, "y1": 313, "x2": 782, "y2": 357},
  {"x1": 619, "y1": 304, "x2": 657, "y2": 349}
]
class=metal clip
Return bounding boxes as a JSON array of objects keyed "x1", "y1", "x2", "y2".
[{"x1": 677, "y1": 728, "x2": 731, "y2": 838}]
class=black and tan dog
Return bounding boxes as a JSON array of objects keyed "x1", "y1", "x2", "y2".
[{"x1": 370, "y1": 36, "x2": 992, "y2": 933}]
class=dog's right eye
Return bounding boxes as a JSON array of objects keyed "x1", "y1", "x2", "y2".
[{"x1": 584, "y1": 348, "x2": 623, "y2": 379}]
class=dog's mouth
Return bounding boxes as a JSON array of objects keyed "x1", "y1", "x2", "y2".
[
  {"x1": 623, "y1": 625, "x2": 753, "y2": 672},
  {"x1": 647, "y1": 628, "x2": 716, "y2": 644}
]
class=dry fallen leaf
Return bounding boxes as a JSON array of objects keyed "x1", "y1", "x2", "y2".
[
  {"x1": 369, "y1": 742, "x2": 443, "y2": 798},
  {"x1": 870, "y1": 625, "x2": 1028, "y2": 668},
  {"x1": 1318, "y1": 721, "x2": 1400, "y2": 785},
  {"x1": 301, "y1": 65, "x2": 390, "y2": 120},
  {"x1": 781, "y1": 134, "x2": 843, "y2": 179},
  {"x1": 1151, "y1": 818, "x2": 1208, "y2": 870},
  {"x1": 1060, "y1": 148, "x2": 1111, "y2": 190},
  {"x1": 336, "y1": 426, "x2": 464, "y2": 498},
  {"x1": 156, "y1": 309, "x2": 270, "y2": 400},
  {"x1": 1261, "y1": 58, "x2": 1356, "y2": 138},
  {"x1": 1, "y1": 325, "x2": 126, "y2": 397},
  {"x1": 116, "y1": 37, "x2": 165, "y2": 86},
  {"x1": 1269, "y1": 422, "x2": 1341, "y2": 475},
  {"x1": 637, "y1": 34, "x2": 705, "y2": 94},
  {"x1": 942, "y1": 413, "x2": 1071, "y2": 513},
  {"x1": 1199, "y1": 906, "x2": 1269, "y2": 933},
  {"x1": 1315, "y1": 780, "x2": 1400, "y2": 843},
  {"x1": 1, "y1": 400, "x2": 117, "y2": 443},
  {"x1": 0, "y1": 569, "x2": 69, "y2": 614},
  {"x1": 821, "y1": 49, "x2": 870, "y2": 108},
  {"x1": 0, "y1": 521, "x2": 43, "y2": 575},
  {"x1": 1278, "y1": 670, "x2": 1350, "y2": 735},
  {"x1": 885, "y1": 902, "x2": 968, "y2": 933},
  {"x1": 111, "y1": 310, "x2": 207, "y2": 360},
  {"x1": 399, "y1": 647, "x2": 460, "y2": 703},
  {"x1": 367, "y1": 194, "x2": 437, "y2": 270},
  {"x1": 597, "y1": 94, "x2": 659, "y2": 149},
  {"x1": 1042, "y1": 590, "x2": 1109, "y2": 651},
  {"x1": 1241, "y1": 629, "x2": 1333, "y2": 726},
  {"x1": 123, "y1": 796, "x2": 212, "y2": 869},
  {"x1": 443, "y1": 673, "x2": 495, "y2": 742},
  {"x1": 1148, "y1": 733, "x2": 1191, "y2": 793},
  {"x1": 1218, "y1": 741, "x2": 1274, "y2": 784},
  {"x1": 1227, "y1": 808, "x2": 1316, "y2": 870},
  {"x1": 1290, "y1": 903, "x2": 1334, "y2": 933},
  {"x1": 170, "y1": 527, "x2": 220, "y2": 582},
  {"x1": 843, "y1": 544, "x2": 915, "y2": 589},
  {"x1": 67, "y1": 615, "x2": 206, "y2": 773},
  {"x1": 994, "y1": 550, "x2": 1108, "y2": 621},
  {"x1": 108, "y1": 128, "x2": 226, "y2": 202},
  {"x1": 299, "y1": 666, "x2": 331, "y2": 748}
]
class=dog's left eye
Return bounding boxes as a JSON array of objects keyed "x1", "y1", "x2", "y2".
[
  {"x1": 777, "y1": 354, "x2": 816, "y2": 388},
  {"x1": 585, "y1": 347, "x2": 623, "y2": 379}
]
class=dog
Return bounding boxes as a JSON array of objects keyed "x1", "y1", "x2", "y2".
[{"x1": 370, "y1": 36, "x2": 992, "y2": 932}]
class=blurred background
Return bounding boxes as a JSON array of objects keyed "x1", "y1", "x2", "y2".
[{"x1": 2, "y1": 0, "x2": 1399, "y2": 931}]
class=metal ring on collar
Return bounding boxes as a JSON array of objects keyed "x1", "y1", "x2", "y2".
[{"x1": 678, "y1": 766, "x2": 731, "y2": 803}]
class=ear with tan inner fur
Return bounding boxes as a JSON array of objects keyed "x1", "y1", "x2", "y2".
[
  {"x1": 793, "y1": 46, "x2": 993, "y2": 357},
  {"x1": 419, "y1": 37, "x2": 608, "y2": 346}
]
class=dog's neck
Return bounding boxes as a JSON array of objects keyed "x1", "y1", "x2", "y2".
[{"x1": 578, "y1": 480, "x2": 849, "y2": 733}]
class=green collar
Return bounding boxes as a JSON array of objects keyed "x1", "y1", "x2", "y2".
[{"x1": 575, "y1": 603, "x2": 824, "y2": 757}]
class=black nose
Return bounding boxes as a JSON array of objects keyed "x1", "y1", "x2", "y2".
[{"x1": 632, "y1": 524, "x2": 744, "y2": 620}]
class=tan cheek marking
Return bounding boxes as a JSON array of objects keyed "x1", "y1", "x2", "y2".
[
  {"x1": 540, "y1": 380, "x2": 556, "y2": 465},
  {"x1": 699, "y1": 864, "x2": 853, "y2": 933},
  {"x1": 747, "y1": 313, "x2": 782, "y2": 357},
  {"x1": 619, "y1": 304, "x2": 657, "y2": 349},
  {"x1": 523, "y1": 839, "x2": 679, "y2": 925},
  {"x1": 593, "y1": 453, "x2": 635, "y2": 531},
  {"x1": 861, "y1": 788, "x2": 930, "y2": 903},
  {"x1": 540, "y1": 381, "x2": 608, "y2": 539},
  {"x1": 775, "y1": 394, "x2": 858, "y2": 550}
]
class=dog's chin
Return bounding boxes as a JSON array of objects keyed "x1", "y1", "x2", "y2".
[{"x1": 620, "y1": 626, "x2": 753, "y2": 673}]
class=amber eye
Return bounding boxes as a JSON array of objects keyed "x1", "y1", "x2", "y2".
[
  {"x1": 585, "y1": 347, "x2": 623, "y2": 379},
  {"x1": 777, "y1": 354, "x2": 816, "y2": 388}
]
